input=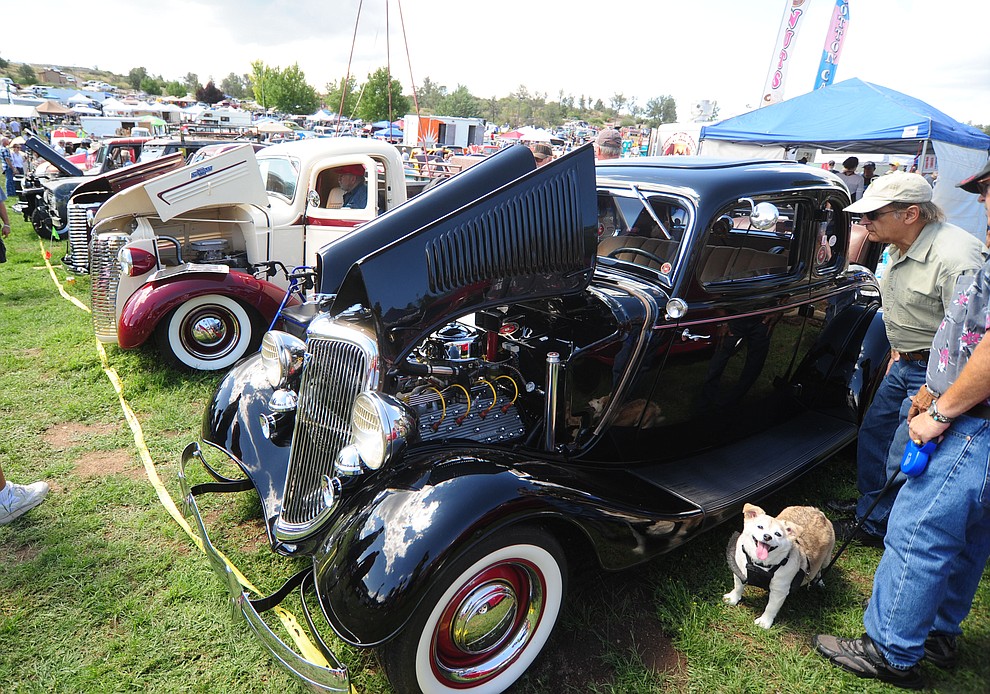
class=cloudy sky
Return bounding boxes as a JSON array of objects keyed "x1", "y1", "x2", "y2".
[{"x1": 5, "y1": 0, "x2": 989, "y2": 125}]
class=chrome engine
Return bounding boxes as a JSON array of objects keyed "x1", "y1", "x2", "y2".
[{"x1": 270, "y1": 310, "x2": 560, "y2": 541}]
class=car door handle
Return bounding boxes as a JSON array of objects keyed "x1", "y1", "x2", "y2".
[{"x1": 681, "y1": 329, "x2": 711, "y2": 342}]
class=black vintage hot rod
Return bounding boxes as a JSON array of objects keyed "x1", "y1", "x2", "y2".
[{"x1": 180, "y1": 144, "x2": 887, "y2": 692}]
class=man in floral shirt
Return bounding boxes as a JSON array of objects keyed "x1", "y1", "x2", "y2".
[{"x1": 814, "y1": 159, "x2": 990, "y2": 689}]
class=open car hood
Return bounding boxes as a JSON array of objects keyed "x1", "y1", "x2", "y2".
[
  {"x1": 69, "y1": 152, "x2": 186, "y2": 204},
  {"x1": 330, "y1": 144, "x2": 599, "y2": 365},
  {"x1": 93, "y1": 145, "x2": 267, "y2": 223}
]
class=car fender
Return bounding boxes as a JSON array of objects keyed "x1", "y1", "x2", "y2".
[
  {"x1": 117, "y1": 270, "x2": 297, "y2": 349},
  {"x1": 311, "y1": 458, "x2": 694, "y2": 647}
]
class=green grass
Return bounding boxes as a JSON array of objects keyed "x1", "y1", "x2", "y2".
[{"x1": 1, "y1": 195, "x2": 988, "y2": 693}]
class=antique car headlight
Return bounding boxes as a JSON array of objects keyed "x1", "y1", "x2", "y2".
[
  {"x1": 260, "y1": 330, "x2": 307, "y2": 389},
  {"x1": 118, "y1": 246, "x2": 157, "y2": 277},
  {"x1": 349, "y1": 392, "x2": 415, "y2": 471}
]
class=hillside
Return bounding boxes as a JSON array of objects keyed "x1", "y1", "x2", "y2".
[{"x1": 1, "y1": 60, "x2": 128, "y2": 88}]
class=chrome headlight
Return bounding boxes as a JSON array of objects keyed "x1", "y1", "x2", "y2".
[
  {"x1": 260, "y1": 330, "x2": 307, "y2": 389},
  {"x1": 350, "y1": 392, "x2": 415, "y2": 471}
]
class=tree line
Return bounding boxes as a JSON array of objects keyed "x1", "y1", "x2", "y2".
[{"x1": 7, "y1": 55, "x2": 989, "y2": 135}]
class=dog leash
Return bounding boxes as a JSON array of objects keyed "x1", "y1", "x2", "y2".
[{"x1": 819, "y1": 440, "x2": 936, "y2": 579}]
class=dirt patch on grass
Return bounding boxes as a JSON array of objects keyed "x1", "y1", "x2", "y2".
[
  {"x1": 43, "y1": 421, "x2": 118, "y2": 449},
  {"x1": 0, "y1": 541, "x2": 42, "y2": 564},
  {"x1": 73, "y1": 450, "x2": 143, "y2": 480}
]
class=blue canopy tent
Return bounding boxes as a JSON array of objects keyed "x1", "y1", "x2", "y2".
[{"x1": 700, "y1": 78, "x2": 990, "y2": 236}]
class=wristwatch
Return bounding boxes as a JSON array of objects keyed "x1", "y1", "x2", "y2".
[{"x1": 928, "y1": 399, "x2": 955, "y2": 424}]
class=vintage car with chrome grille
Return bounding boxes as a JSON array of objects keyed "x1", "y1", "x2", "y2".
[
  {"x1": 179, "y1": 145, "x2": 888, "y2": 692},
  {"x1": 88, "y1": 138, "x2": 415, "y2": 371}
]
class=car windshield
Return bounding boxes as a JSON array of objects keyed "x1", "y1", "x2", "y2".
[
  {"x1": 596, "y1": 189, "x2": 691, "y2": 282},
  {"x1": 258, "y1": 156, "x2": 300, "y2": 201},
  {"x1": 137, "y1": 144, "x2": 167, "y2": 163}
]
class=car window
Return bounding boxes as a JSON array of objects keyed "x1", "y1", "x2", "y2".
[
  {"x1": 596, "y1": 192, "x2": 689, "y2": 278},
  {"x1": 699, "y1": 200, "x2": 798, "y2": 285},
  {"x1": 137, "y1": 144, "x2": 167, "y2": 163},
  {"x1": 258, "y1": 157, "x2": 299, "y2": 201},
  {"x1": 815, "y1": 196, "x2": 847, "y2": 273}
]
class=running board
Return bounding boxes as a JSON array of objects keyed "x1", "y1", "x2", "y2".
[{"x1": 628, "y1": 411, "x2": 856, "y2": 521}]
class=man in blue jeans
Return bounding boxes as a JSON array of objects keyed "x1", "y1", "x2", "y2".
[
  {"x1": 814, "y1": 159, "x2": 990, "y2": 689},
  {"x1": 831, "y1": 173, "x2": 984, "y2": 546}
]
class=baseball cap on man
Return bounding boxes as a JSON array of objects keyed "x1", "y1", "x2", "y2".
[
  {"x1": 957, "y1": 159, "x2": 990, "y2": 195},
  {"x1": 337, "y1": 164, "x2": 365, "y2": 177},
  {"x1": 845, "y1": 171, "x2": 933, "y2": 213},
  {"x1": 595, "y1": 128, "x2": 621, "y2": 149}
]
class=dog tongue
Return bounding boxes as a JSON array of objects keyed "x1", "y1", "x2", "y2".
[{"x1": 756, "y1": 542, "x2": 770, "y2": 561}]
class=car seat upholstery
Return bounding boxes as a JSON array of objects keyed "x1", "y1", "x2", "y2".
[
  {"x1": 699, "y1": 245, "x2": 789, "y2": 283},
  {"x1": 597, "y1": 236, "x2": 678, "y2": 271}
]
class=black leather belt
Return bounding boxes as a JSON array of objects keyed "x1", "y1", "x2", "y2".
[
  {"x1": 964, "y1": 404, "x2": 990, "y2": 420},
  {"x1": 899, "y1": 350, "x2": 931, "y2": 362}
]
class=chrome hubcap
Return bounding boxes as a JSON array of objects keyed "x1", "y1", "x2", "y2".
[
  {"x1": 432, "y1": 560, "x2": 546, "y2": 685},
  {"x1": 451, "y1": 580, "x2": 517, "y2": 654},
  {"x1": 190, "y1": 316, "x2": 227, "y2": 347}
]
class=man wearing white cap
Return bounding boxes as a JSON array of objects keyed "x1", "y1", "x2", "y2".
[
  {"x1": 829, "y1": 172, "x2": 985, "y2": 547},
  {"x1": 814, "y1": 159, "x2": 990, "y2": 690}
]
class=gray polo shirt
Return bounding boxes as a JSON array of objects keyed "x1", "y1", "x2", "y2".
[
  {"x1": 880, "y1": 220, "x2": 985, "y2": 353},
  {"x1": 927, "y1": 259, "x2": 990, "y2": 404}
]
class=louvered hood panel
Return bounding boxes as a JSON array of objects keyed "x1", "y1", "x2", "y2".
[{"x1": 332, "y1": 144, "x2": 599, "y2": 365}]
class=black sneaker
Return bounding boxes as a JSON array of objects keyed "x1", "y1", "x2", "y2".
[
  {"x1": 0, "y1": 237, "x2": 6, "y2": 263},
  {"x1": 826, "y1": 498, "x2": 858, "y2": 515},
  {"x1": 814, "y1": 633, "x2": 924, "y2": 689},
  {"x1": 834, "y1": 519, "x2": 885, "y2": 548},
  {"x1": 924, "y1": 632, "x2": 958, "y2": 668}
]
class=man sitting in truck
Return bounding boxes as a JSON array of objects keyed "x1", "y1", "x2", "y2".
[{"x1": 335, "y1": 164, "x2": 367, "y2": 209}]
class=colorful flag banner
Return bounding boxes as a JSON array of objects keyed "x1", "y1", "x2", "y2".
[
  {"x1": 814, "y1": 0, "x2": 851, "y2": 90},
  {"x1": 760, "y1": 0, "x2": 813, "y2": 108}
]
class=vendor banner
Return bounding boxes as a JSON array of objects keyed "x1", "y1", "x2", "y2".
[
  {"x1": 814, "y1": 0, "x2": 851, "y2": 90},
  {"x1": 760, "y1": 0, "x2": 813, "y2": 107}
]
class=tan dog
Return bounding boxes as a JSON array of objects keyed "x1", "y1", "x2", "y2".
[{"x1": 723, "y1": 503, "x2": 835, "y2": 629}]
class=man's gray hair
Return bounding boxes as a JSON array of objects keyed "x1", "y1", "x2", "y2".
[{"x1": 914, "y1": 201, "x2": 945, "y2": 224}]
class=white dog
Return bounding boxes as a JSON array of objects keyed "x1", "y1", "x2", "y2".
[{"x1": 723, "y1": 503, "x2": 835, "y2": 629}]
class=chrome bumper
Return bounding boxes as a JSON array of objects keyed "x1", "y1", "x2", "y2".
[{"x1": 179, "y1": 442, "x2": 350, "y2": 692}]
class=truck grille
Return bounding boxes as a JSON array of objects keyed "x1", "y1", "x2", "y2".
[
  {"x1": 278, "y1": 330, "x2": 377, "y2": 537},
  {"x1": 90, "y1": 234, "x2": 128, "y2": 340},
  {"x1": 66, "y1": 203, "x2": 98, "y2": 273}
]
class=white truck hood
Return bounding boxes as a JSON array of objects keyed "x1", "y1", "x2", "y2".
[{"x1": 93, "y1": 145, "x2": 268, "y2": 223}]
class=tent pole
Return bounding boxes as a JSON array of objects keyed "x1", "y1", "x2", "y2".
[{"x1": 919, "y1": 139, "x2": 930, "y2": 174}]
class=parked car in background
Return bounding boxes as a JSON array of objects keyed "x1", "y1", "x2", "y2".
[
  {"x1": 19, "y1": 135, "x2": 151, "y2": 241},
  {"x1": 88, "y1": 137, "x2": 421, "y2": 371},
  {"x1": 179, "y1": 146, "x2": 889, "y2": 692},
  {"x1": 135, "y1": 137, "x2": 239, "y2": 164}
]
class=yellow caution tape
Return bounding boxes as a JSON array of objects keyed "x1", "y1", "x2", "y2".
[{"x1": 41, "y1": 246, "x2": 354, "y2": 686}]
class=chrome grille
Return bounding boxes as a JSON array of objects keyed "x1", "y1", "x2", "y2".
[
  {"x1": 66, "y1": 203, "x2": 98, "y2": 273},
  {"x1": 279, "y1": 330, "x2": 376, "y2": 534},
  {"x1": 90, "y1": 234, "x2": 128, "y2": 339}
]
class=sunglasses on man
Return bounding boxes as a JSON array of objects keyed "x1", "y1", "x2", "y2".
[
  {"x1": 976, "y1": 178, "x2": 990, "y2": 198},
  {"x1": 862, "y1": 208, "x2": 900, "y2": 221}
]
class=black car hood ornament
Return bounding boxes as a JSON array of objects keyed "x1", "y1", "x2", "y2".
[{"x1": 328, "y1": 144, "x2": 600, "y2": 365}]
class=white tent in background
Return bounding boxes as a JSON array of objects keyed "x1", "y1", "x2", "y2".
[
  {"x1": 67, "y1": 92, "x2": 95, "y2": 105},
  {"x1": 309, "y1": 109, "x2": 335, "y2": 122},
  {"x1": 70, "y1": 105, "x2": 101, "y2": 115}
]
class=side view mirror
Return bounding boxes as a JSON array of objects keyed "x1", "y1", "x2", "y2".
[
  {"x1": 739, "y1": 197, "x2": 780, "y2": 231},
  {"x1": 307, "y1": 189, "x2": 321, "y2": 208}
]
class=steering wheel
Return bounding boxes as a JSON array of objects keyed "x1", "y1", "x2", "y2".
[{"x1": 607, "y1": 247, "x2": 665, "y2": 266}]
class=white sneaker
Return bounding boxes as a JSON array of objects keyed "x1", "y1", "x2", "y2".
[{"x1": 0, "y1": 481, "x2": 50, "y2": 524}]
